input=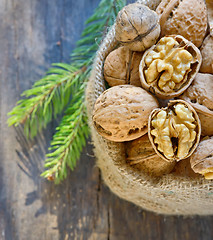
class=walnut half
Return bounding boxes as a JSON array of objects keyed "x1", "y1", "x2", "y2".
[
  {"x1": 139, "y1": 35, "x2": 201, "y2": 99},
  {"x1": 148, "y1": 100, "x2": 201, "y2": 162}
]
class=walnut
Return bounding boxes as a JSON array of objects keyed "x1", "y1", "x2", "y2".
[
  {"x1": 156, "y1": 0, "x2": 207, "y2": 48},
  {"x1": 126, "y1": 134, "x2": 176, "y2": 177},
  {"x1": 200, "y1": 35, "x2": 213, "y2": 74},
  {"x1": 137, "y1": 0, "x2": 162, "y2": 10},
  {"x1": 172, "y1": 158, "x2": 200, "y2": 178},
  {"x1": 92, "y1": 85, "x2": 159, "y2": 142},
  {"x1": 180, "y1": 73, "x2": 213, "y2": 136},
  {"x1": 115, "y1": 3, "x2": 160, "y2": 52},
  {"x1": 103, "y1": 46, "x2": 143, "y2": 87},
  {"x1": 148, "y1": 100, "x2": 201, "y2": 162},
  {"x1": 190, "y1": 137, "x2": 213, "y2": 180},
  {"x1": 139, "y1": 35, "x2": 201, "y2": 99},
  {"x1": 206, "y1": 0, "x2": 213, "y2": 34}
]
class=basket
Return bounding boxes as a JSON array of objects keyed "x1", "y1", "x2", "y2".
[{"x1": 85, "y1": 22, "x2": 213, "y2": 216}]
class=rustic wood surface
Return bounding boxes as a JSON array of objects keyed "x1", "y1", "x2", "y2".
[{"x1": 1, "y1": 0, "x2": 213, "y2": 239}]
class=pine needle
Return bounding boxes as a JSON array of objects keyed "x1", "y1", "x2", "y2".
[{"x1": 7, "y1": 0, "x2": 126, "y2": 183}]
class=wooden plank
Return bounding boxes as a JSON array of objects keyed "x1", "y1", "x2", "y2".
[
  {"x1": 0, "y1": 0, "x2": 213, "y2": 239},
  {"x1": 0, "y1": 0, "x2": 101, "y2": 239}
]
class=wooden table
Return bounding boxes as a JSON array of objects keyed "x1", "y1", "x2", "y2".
[{"x1": 1, "y1": 0, "x2": 213, "y2": 239}]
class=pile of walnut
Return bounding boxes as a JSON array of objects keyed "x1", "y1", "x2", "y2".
[{"x1": 92, "y1": 0, "x2": 213, "y2": 179}]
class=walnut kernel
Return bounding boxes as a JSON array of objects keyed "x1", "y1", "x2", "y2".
[
  {"x1": 139, "y1": 35, "x2": 201, "y2": 99},
  {"x1": 148, "y1": 100, "x2": 201, "y2": 162}
]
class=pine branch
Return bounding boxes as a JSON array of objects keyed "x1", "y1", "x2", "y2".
[
  {"x1": 41, "y1": 0, "x2": 126, "y2": 183},
  {"x1": 41, "y1": 83, "x2": 89, "y2": 183},
  {"x1": 8, "y1": 0, "x2": 126, "y2": 183},
  {"x1": 8, "y1": 63, "x2": 84, "y2": 138}
]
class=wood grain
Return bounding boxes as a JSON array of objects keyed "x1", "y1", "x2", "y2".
[{"x1": 0, "y1": 0, "x2": 213, "y2": 239}]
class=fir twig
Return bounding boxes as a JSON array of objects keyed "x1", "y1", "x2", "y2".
[
  {"x1": 8, "y1": 0, "x2": 126, "y2": 183},
  {"x1": 8, "y1": 63, "x2": 83, "y2": 138},
  {"x1": 41, "y1": 83, "x2": 89, "y2": 183}
]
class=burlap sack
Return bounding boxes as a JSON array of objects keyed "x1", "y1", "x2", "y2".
[{"x1": 85, "y1": 15, "x2": 213, "y2": 216}]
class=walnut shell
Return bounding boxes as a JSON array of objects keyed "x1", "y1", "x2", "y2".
[
  {"x1": 200, "y1": 35, "x2": 213, "y2": 74},
  {"x1": 126, "y1": 134, "x2": 176, "y2": 177},
  {"x1": 148, "y1": 100, "x2": 201, "y2": 162},
  {"x1": 190, "y1": 137, "x2": 213, "y2": 179},
  {"x1": 172, "y1": 158, "x2": 200, "y2": 178},
  {"x1": 206, "y1": 0, "x2": 213, "y2": 34},
  {"x1": 139, "y1": 35, "x2": 202, "y2": 99},
  {"x1": 92, "y1": 85, "x2": 159, "y2": 142},
  {"x1": 156, "y1": 0, "x2": 207, "y2": 48},
  {"x1": 180, "y1": 73, "x2": 213, "y2": 136},
  {"x1": 137, "y1": 0, "x2": 162, "y2": 10},
  {"x1": 104, "y1": 46, "x2": 143, "y2": 87},
  {"x1": 115, "y1": 3, "x2": 160, "y2": 52}
]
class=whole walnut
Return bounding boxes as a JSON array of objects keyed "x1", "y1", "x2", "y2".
[
  {"x1": 115, "y1": 3, "x2": 160, "y2": 52},
  {"x1": 104, "y1": 46, "x2": 143, "y2": 87},
  {"x1": 200, "y1": 35, "x2": 213, "y2": 74},
  {"x1": 206, "y1": 0, "x2": 213, "y2": 34},
  {"x1": 156, "y1": 0, "x2": 207, "y2": 47},
  {"x1": 172, "y1": 158, "x2": 200, "y2": 178},
  {"x1": 126, "y1": 134, "x2": 176, "y2": 177},
  {"x1": 180, "y1": 73, "x2": 213, "y2": 136},
  {"x1": 137, "y1": 0, "x2": 162, "y2": 10},
  {"x1": 92, "y1": 85, "x2": 159, "y2": 142},
  {"x1": 190, "y1": 137, "x2": 213, "y2": 180}
]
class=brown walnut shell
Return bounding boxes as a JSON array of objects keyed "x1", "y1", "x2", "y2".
[
  {"x1": 92, "y1": 85, "x2": 159, "y2": 142},
  {"x1": 137, "y1": 0, "x2": 162, "y2": 10},
  {"x1": 190, "y1": 137, "x2": 213, "y2": 180},
  {"x1": 156, "y1": 0, "x2": 207, "y2": 48},
  {"x1": 139, "y1": 35, "x2": 202, "y2": 99},
  {"x1": 115, "y1": 3, "x2": 160, "y2": 52},
  {"x1": 148, "y1": 100, "x2": 201, "y2": 162},
  {"x1": 126, "y1": 134, "x2": 176, "y2": 177},
  {"x1": 180, "y1": 73, "x2": 213, "y2": 136},
  {"x1": 206, "y1": 0, "x2": 213, "y2": 34},
  {"x1": 172, "y1": 158, "x2": 200, "y2": 178},
  {"x1": 104, "y1": 46, "x2": 143, "y2": 87},
  {"x1": 200, "y1": 35, "x2": 213, "y2": 74}
]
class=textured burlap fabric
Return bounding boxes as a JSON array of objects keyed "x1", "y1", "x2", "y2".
[{"x1": 85, "y1": 17, "x2": 213, "y2": 216}]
